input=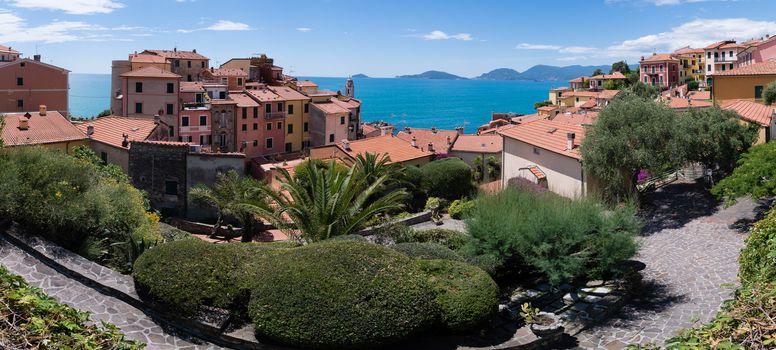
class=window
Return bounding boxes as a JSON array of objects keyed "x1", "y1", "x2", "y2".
[
  {"x1": 201, "y1": 61, "x2": 205, "y2": 68},
  {"x1": 166, "y1": 103, "x2": 174, "y2": 115},
  {"x1": 329, "y1": 134, "x2": 334, "y2": 143},
  {"x1": 238, "y1": 78, "x2": 243, "y2": 86},
  {"x1": 277, "y1": 121, "x2": 282, "y2": 130},
  {"x1": 287, "y1": 123, "x2": 294, "y2": 134},
  {"x1": 285, "y1": 142, "x2": 292, "y2": 152},
  {"x1": 533, "y1": 147, "x2": 540, "y2": 155},
  {"x1": 187, "y1": 75, "x2": 192, "y2": 82},
  {"x1": 219, "y1": 91, "x2": 226, "y2": 99},
  {"x1": 575, "y1": 97, "x2": 579, "y2": 103},
  {"x1": 16, "y1": 99, "x2": 23, "y2": 108},
  {"x1": 135, "y1": 102, "x2": 142, "y2": 113},
  {"x1": 340, "y1": 116, "x2": 345, "y2": 125},
  {"x1": 659, "y1": 64, "x2": 664, "y2": 72},
  {"x1": 253, "y1": 123, "x2": 258, "y2": 130},
  {"x1": 199, "y1": 135, "x2": 204, "y2": 145},
  {"x1": 304, "y1": 103, "x2": 309, "y2": 113},
  {"x1": 242, "y1": 108, "x2": 247, "y2": 119},
  {"x1": 729, "y1": 50, "x2": 733, "y2": 57},
  {"x1": 304, "y1": 122, "x2": 309, "y2": 132},
  {"x1": 242, "y1": 124, "x2": 247, "y2": 131},
  {"x1": 135, "y1": 82, "x2": 143, "y2": 93},
  {"x1": 100, "y1": 152, "x2": 108, "y2": 163},
  {"x1": 164, "y1": 180, "x2": 178, "y2": 195},
  {"x1": 187, "y1": 60, "x2": 191, "y2": 68},
  {"x1": 167, "y1": 83, "x2": 174, "y2": 93},
  {"x1": 265, "y1": 104, "x2": 272, "y2": 113},
  {"x1": 644, "y1": 76, "x2": 648, "y2": 83},
  {"x1": 16, "y1": 77, "x2": 22, "y2": 86},
  {"x1": 721, "y1": 65, "x2": 726, "y2": 71},
  {"x1": 643, "y1": 65, "x2": 647, "y2": 72},
  {"x1": 707, "y1": 64, "x2": 712, "y2": 71},
  {"x1": 755, "y1": 85, "x2": 764, "y2": 100},
  {"x1": 277, "y1": 102, "x2": 283, "y2": 111},
  {"x1": 174, "y1": 60, "x2": 180, "y2": 67},
  {"x1": 729, "y1": 64, "x2": 734, "y2": 70},
  {"x1": 182, "y1": 116, "x2": 189, "y2": 126},
  {"x1": 199, "y1": 115, "x2": 207, "y2": 126},
  {"x1": 169, "y1": 126, "x2": 174, "y2": 137},
  {"x1": 721, "y1": 51, "x2": 725, "y2": 59},
  {"x1": 707, "y1": 52, "x2": 711, "y2": 59},
  {"x1": 266, "y1": 123, "x2": 272, "y2": 130},
  {"x1": 253, "y1": 107, "x2": 258, "y2": 118},
  {"x1": 288, "y1": 104, "x2": 294, "y2": 115},
  {"x1": 253, "y1": 140, "x2": 258, "y2": 147},
  {"x1": 266, "y1": 138, "x2": 273, "y2": 149}
]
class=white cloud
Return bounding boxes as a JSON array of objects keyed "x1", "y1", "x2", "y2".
[
  {"x1": 559, "y1": 46, "x2": 597, "y2": 54},
  {"x1": 0, "y1": 10, "x2": 140, "y2": 43},
  {"x1": 8, "y1": 0, "x2": 124, "y2": 14},
  {"x1": 421, "y1": 30, "x2": 473, "y2": 41},
  {"x1": 206, "y1": 20, "x2": 250, "y2": 31},
  {"x1": 296, "y1": 27, "x2": 312, "y2": 32},
  {"x1": 516, "y1": 43, "x2": 562, "y2": 50},
  {"x1": 516, "y1": 43, "x2": 596, "y2": 54}
]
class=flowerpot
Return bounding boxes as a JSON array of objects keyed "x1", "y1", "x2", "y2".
[{"x1": 528, "y1": 312, "x2": 564, "y2": 338}]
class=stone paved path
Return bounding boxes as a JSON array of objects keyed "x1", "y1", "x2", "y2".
[
  {"x1": 0, "y1": 239, "x2": 222, "y2": 350},
  {"x1": 574, "y1": 182, "x2": 763, "y2": 349}
]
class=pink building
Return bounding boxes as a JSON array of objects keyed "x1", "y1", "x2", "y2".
[
  {"x1": 231, "y1": 90, "x2": 286, "y2": 159},
  {"x1": 246, "y1": 88, "x2": 286, "y2": 156},
  {"x1": 200, "y1": 67, "x2": 247, "y2": 91},
  {"x1": 0, "y1": 56, "x2": 69, "y2": 114},
  {"x1": 0, "y1": 45, "x2": 20, "y2": 62},
  {"x1": 738, "y1": 35, "x2": 776, "y2": 68},
  {"x1": 118, "y1": 67, "x2": 181, "y2": 137},
  {"x1": 639, "y1": 53, "x2": 680, "y2": 88}
]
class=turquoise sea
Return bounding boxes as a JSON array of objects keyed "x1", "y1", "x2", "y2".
[{"x1": 69, "y1": 74, "x2": 558, "y2": 133}]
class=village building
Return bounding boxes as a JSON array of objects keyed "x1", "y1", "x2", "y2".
[
  {"x1": 548, "y1": 86, "x2": 572, "y2": 105},
  {"x1": 0, "y1": 56, "x2": 69, "y2": 114},
  {"x1": 639, "y1": 53, "x2": 680, "y2": 88},
  {"x1": 673, "y1": 46, "x2": 706, "y2": 83},
  {"x1": 0, "y1": 108, "x2": 87, "y2": 153},
  {"x1": 267, "y1": 85, "x2": 311, "y2": 153},
  {"x1": 200, "y1": 67, "x2": 247, "y2": 91},
  {"x1": 711, "y1": 59, "x2": 776, "y2": 105},
  {"x1": 115, "y1": 67, "x2": 181, "y2": 138},
  {"x1": 362, "y1": 121, "x2": 395, "y2": 138},
  {"x1": 569, "y1": 76, "x2": 588, "y2": 91},
  {"x1": 704, "y1": 40, "x2": 744, "y2": 84},
  {"x1": 587, "y1": 71, "x2": 627, "y2": 90},
  {"x1": 722, "y1": 99, "x2": 776, "y2": 144},
  {"x1": 737, "y1": 35, "x2": 776, "y2": 68},
  {"x1": 450, "y1": 134, "x2": 503, "y2": 182},
  {"x1": 396, "y1": 126, "x2": 462, "y2": 154},
  {"x1": 141, "y1": 49, "x2": 209, "y2": 82},
  {"x1": 0, "y1": 45, "x2": 20, "y2": 62},
  {"x1": 76, "y1": 115, "x2": 170, "y2": 171},
  {"x1": 310, "y1": 135, "x2": 433, "y2": 167}
]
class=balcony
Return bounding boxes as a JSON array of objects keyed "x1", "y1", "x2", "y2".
[
  {"x1": 265, "y1": 112, "x2": 286, "y2": 120},
  {"x1": 714, "y1": 57, "x2": 735, "y2": 63}
]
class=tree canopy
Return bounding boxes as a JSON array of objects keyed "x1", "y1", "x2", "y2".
[
  {"x1": 609, "y1": 61, "x2": 631, "y2": 75},
  {"x1": 591, "y1": 68, "x2": 604, "y2": 76},
  {"x1": 712, "y1": 142, "x2": 776, "y2": 203},
  {"x1": 763, "y1": 80, "x2": 776, "y2": 106}
]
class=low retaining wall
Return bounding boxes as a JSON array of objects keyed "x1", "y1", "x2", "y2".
[
  {"x1": 357, "y1": 211, "x2": 432, "y2": 236},
  {"x1": 0, "y1": 226, "x2": 287, "y2": 350},
  {"x1": 167, "y1": 217, "x2": 244, "y2": 237}
]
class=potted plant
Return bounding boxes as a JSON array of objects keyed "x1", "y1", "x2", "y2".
[
  {"x1": 425, "y1": 197, "x2": 445, "y2": 225},
  {"x1": 520, "y1": 303, "x2": 563, "y2": 338}
]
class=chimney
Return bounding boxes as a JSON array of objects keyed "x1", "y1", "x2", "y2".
[
  {"x1": 341, "y1": 140, "x2": 351, "y2": 151},
  {"x1": 18, "y1": 117, "x2": 29, "y2": 130},
  {"x1": 38, "y1": 105, "x2": 46, "y2": 116},
  {"x1": 121, "y1": 134, "x2": 129, "y2": 148},
  {"x1": 566, "y1": 132, "x2": 575, "y2": 150},
  {"x1": 411, "y1": 136, "x2": 417, "y2": 148},
  {"x1": 33, "y1": 54, "x2": 40, "y2": 62},
  {"x1": 427, "y1": 142, "x2": 434, "y2": 153},
  {"x1": 210, "y1": 67, "x2": 214, "y2": 72},
  {"x1": 456, "y1": 126, "x2": 464, "y2": 135},
  {"x1": 193, "y1": 49, "x2": 197, "y2": 53},
  {"x1": 404, "y1": 127, "x2": 411, "y2": 133},
  {"x1": 174, "y1": 47, "x2": 177, "y2": 52},
  {"x1": 446, "y1": 135, "x2": 452, "y2": 145},
  {"x1": 86, "y1": 125, "x2": 94, "y2": 137},
  {"x1": 431, "y1": 126, "x2": 437, "y2": 134},
  {"x1": 153, "y1": 114, "x2": 160, "y2": 125}
]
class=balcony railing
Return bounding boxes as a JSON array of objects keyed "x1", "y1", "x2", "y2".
[
  {"x1": 714, "y1": 57, "x2": 735, "y2": 63},
  {"x1": 265, "y1": 112, "x2": 286, "y2": 120}
]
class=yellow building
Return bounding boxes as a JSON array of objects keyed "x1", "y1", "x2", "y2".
[
  {"x1": 549, "y1": 87, "x2": 571, "y2": 105},
  {"x1": 268, "y1": 86, "x2": 311, "y2": 152},
  {"x1": 721, "y1": 100, "x2": 775, "y2": 144},
  {"x1": 1, "y1": 110, "x2": 88, "y2": 153},
  {"x1": 673, "y1": 47, "x2": 705, "y2": 83},
  {"x1": 711, "y1": 60, "x2": 776, "y2": 105}
]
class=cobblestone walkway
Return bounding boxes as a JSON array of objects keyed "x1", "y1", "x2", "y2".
[
  {"x1": 575, "y1": 182, "x2": 763, "y2": 349},
  {"x1": 0, "y1": 239, "x2": 222, "y2": 350}
]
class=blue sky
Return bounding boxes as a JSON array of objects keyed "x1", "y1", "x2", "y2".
[{"x1": 2, "y1": 0, "x2": 776, "y2": 76}]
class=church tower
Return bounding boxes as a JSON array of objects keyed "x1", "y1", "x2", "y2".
[{"x1": 345, "y1": 77, "x2": 355, "y2": 98}]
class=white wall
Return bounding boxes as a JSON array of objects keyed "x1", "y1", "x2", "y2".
[{"x1": 501, "y1": 137, "x2": 585, "y2": 198}]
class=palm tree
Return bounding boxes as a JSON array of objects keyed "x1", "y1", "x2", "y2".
[
  {"x1": 189, "y1": 170, "x2": 273, "y2": 242},
  {"x1": 353, "y1": 152, "x2": 399, "y2": 184},
  {"x1": 271, "y1": 160, "x2": 407, "y2": 242}
]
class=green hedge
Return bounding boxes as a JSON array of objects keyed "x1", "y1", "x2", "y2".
[
  {"x1": 413, "y1": 259, "x2": 499, "y2": 332},
  {"x1": 0, "y1": 266, "x2": 143, "y2": 349},
  {"x1": 448, "y1": 198, "x2": 475, "y2": 220},
  {"x1": 739, "y1": 208, "x2": 776, "y2": 285},
  {"x1": 393, "y1": 242, "x2": 464, "y2": 261},
  {"x1": 248, "y1": 241, "x2": 435, "y2": 349},
  {"x1": 421, "y1": 158, "x2": 476, "y2": 201},
  {"x1": 133, "y1": 239, "x2": 278, "y2": 316}
]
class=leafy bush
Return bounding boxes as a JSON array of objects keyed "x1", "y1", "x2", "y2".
[
  {"x1": 412, "y1": 259, "x2": 499, "y2": 332},
  {"x1": 739, "y1": 208, "x2": 776, "y2": 285},
  {"x1": 421, "y1": 158, "x2": 476, "y2": 201},
  {"x1": 712, "y1": 141, "x2": 776, "y2": 204},
  {"x1": 448, "y1": 199, "x2": 475, "y2": 220},
  {"x1": 0, "y1": 147, "x2": 160, "y2": 272},
  {"x1": 464, "y1": 186, "x2": 640, "y2": 284},
  {"x1": 402, "y1": 229, "x2": 469, "y2": 250},
  {"x1": 393, "y1": 242, "x2": 464, "y2": 261},
  {"x1": 0, "y1": 266, "x2": 144, "y2": 349},
  {"x1": 764, "y1": 80, "x2": 776, "y2": 106},
  {"x1": 248, "y1": 241, "x2": 435, "y2": 349},
  {"x1": 133, "y1": 240, "x2": 278, "y2": 316},
  {"x1": 398, "y1": 165, "x2": 427, "y2": 212},
  {"x1": 326, "y1": 234, "x2": 367, "y2": 242}
]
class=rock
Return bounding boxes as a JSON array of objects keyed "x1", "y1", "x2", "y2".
[
  {"x1": 585, "y1": 280, "x2": 605, "y2": 287},
  {"x1": 580, "y1": 286, "x2": 612, "y2": 295}
]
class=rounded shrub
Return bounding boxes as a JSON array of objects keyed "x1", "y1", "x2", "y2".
[
  {"x1": 326, "y1": 234, "x2": 367, "y2": 242},
  {"x1": 133, "y1": 240, "x2": 278, "y2": 316},
  {"x1": 392, "y1": 242, "x2": 464, "y2": 261},
  {"x1": 248, "y1": 240, "x2": 435, "y2": 349},
  {"x1": 410, "y1": 229, "x2": 470, "y2": 250},
  {"x1": 448, "y1": 198, "x2": 475, "y2": 220},
  {"x1": 740, "y1": 209, "x2": 776, "y2": 285},
  {"x1": 412, "y1": 259, "x2": 499, "y2": 332},
  {"x1": 421, "y1": 158, "x2": 476, "y2": 201}
]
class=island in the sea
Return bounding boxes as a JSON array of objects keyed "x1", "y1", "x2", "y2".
[
  {"x1": 352, "y1": 73, "x2": 370, "y2": 78},
  {"x1": 396, "y1": 70, "x2": 468, "y2": 80}
]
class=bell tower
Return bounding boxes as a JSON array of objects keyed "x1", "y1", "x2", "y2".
[{"x1": 345, "y1": 77, "x2": 355, "y2": 98}]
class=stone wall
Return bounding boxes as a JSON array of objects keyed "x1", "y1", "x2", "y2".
[{"x1": 128, "y1": 141, "x2": 188, "y2": 217}]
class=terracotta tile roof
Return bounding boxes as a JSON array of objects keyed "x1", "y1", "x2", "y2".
[
  {"x1": 120, "y1": 66, "x2": 181, "y2": 79},
  {"x1": 720, "y1": 42, "x2": 743, "y2": 49},
  {"x1": 362, "y1": 124, "x2": 377, "y2": 134},
  {"x1": 511, "y1": 113, "x2": 546, "y2": 124},
  {"x1": 229, "y1": 92, "x2": 260, "y2": 107},
  {"x1": 1, "y1": 111, "x2": 87, "y2": 147},
  {"x1": 641, "y1": 53, "x2": 679, "y2": 62},
  {"x1": 580, "y1": 99, "x2": 597, "y2": 109},
  {"x1": 330, "y1": 97, "x2": 361, "y2": 109},
  {"x1": 296, "y1": 80, "x2": 318, "y2": 87},
  {"x1": 687, "y1": 90, "x2": 711, "y2": 100},
  {"x1": 143, "y1": 49, "x2": 208, "y2": 60},
  {"x1": 134, "y1": 140, "x2": 189, "y2": 147},
  {"x1": 705, "y1": 40, "x2": 736, "y2": 50},
  {"x1": 666, "y1": 98, "x2": 713, "y2": 110},
  {"x1": 396, "y1": 127, "x2": 459, "y2": 153},
  {"x1": 322, "y1": 135, "x2": 432, "y2": 164},
  {"x1": 564, "y1": 91, "x2": 598, "y2": 98},
  {"x1": 499, "y1": 119, "x2": 586, "y2": 159},
  {"x1": 596, "y1": 89, "x2": 620, "y2": 100},
  {"x1": 210, "y1": 67, "x2": 247, "y2": 77},
  {"x1": 589, "y1": 71, "x2": 626, "y2": 80},
  {"x1": 0, "y1": 58, "x2": 69, "y2": 73},
  {"x1": 0, "y1": 45, "x2": 19, "y2": 54},
  {"x1": 247, "y1": 88, "x2": 284, "y2": 103},
  {"x1": 537, "y1": 105, "x2": 559, "y2": 111},
  {"x1": 180, "y1": 81, "x2": 204, "y2": 92},
  {"x1": 77, "y1": 116, "x2": 160, "y2": 149},
  {"x1": 552, "y1": 111, "x2": 598, "y2": 125},
  {"x1": 722, "y1": 99, "x2": 774, "y2": 126},
  {"x1": 673, "y1": 46, "x2": 698, "y2": 55},
  {"x1": 713, "y1": 59, "x2": 776, "y2": 76},
  {"x1": 129, "y1": 54, "x2": 167, "y2": 64},
  {"x1": 310, "y1": 101, "x2": 349, "y2": 114},
  {"x1": 451, "y1": 134, "x2": 502, "y2": 153},
  {"x1": 268, "y1": 86, "x2": 310, "y2": 101},
  {"x1": 569, "y1": 76, "x2": 588, "y2": 83}
]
